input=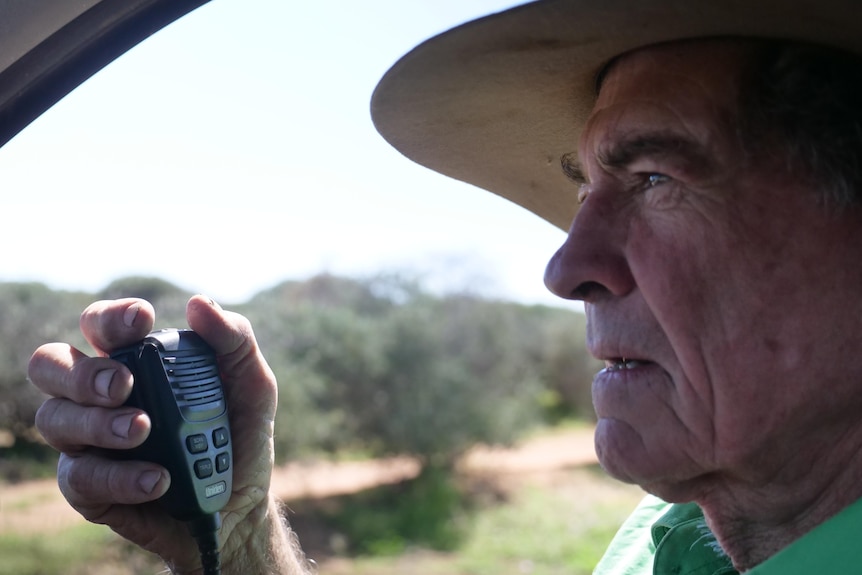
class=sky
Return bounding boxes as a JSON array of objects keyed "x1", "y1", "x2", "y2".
[{"x1": 0, "y1": 0, "x2": 580, "y2": 310}]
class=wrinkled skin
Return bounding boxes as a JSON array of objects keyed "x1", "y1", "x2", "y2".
[
  {"x1": 544, "y1": 40, "x2": 862, "y2": 569},
  {"x1": 28, "y1": 296, "x2": 289, "y2": 573}
]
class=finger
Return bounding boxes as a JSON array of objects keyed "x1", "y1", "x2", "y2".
[
  {"x1": 186, "y1": 295, "x2": 274, "y2": 380},
  {"x1": 186, "y1": 295, "x2": 253, "y2": 356},
  {"x1": 58, "y1": 452, "x2": 170, "y2": 518},
  {"x1": 185, "y1": 295, "x2": 278, "y2": 424},
  {"x1": 80, "y1": 298, "x2": 156, "y2": 355},
  {"x1": 28, "y1": 343, "x2": 133, "y2": 406},
  {"x1": 36, "y1": 398, "x2": 150, "y2": 452},
  {"x1": 185, "y1": 296, "x2": 278, "y2": 478}
]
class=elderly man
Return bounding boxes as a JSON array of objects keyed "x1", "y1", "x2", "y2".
[{"x1": 28, "y1": 0, "x2": 862, "y2": 573}]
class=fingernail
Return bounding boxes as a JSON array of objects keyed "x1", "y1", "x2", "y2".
[
  {"x1": 123, "y1": 303, "x2": 140, "y2": 327},
  {"x1": 138, "y1": 470, "x2": 163, "y2": 494},
  {"x1": 111, "y1": 413, "x2": 135, "y2": 438},
  {"x1": 95, "y1": 369, "x2": 116, "y2": 399},
  {"x1": 199, "y1": 294, "x2": 221, "y2": 310}
]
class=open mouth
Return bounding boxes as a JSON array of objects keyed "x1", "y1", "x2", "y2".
[{"x1": 603, "y1": 358, "x2": 651, "y2": 372}]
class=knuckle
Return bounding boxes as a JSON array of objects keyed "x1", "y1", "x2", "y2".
[
  {"x1": 35, "y1": 399, "x2": 129, "y2": 451},
  {"x1": 222, "y1": 311, "x2": 259, "y2": 359},
  {"x1": 59, "y1": 455, "x2": 117, "y2": 519},
  {"x1": 61, "y1": 454, "x2": 96, "y2": 496},
  {"x1": 80, "y1": 298, "x2": 154, "y2": 351},
  {"x1": 27, "y1": 342, "x2": 73, "y2": 390},
  {"x1": 28, "y1": 342, "x2": 56, "y2": 371},
  {"x1": 29, "y1": 337, "x2": 132, "y2": 407},
  {"x1": 80, "y1": 405, "x2": 124, "y2": 447},
  {"x1": 60, "y1": 452, "x2": 159, "y2": 510},
  {"x1": 105, "y1": 463, "x2": 133, "y2": 494},
  {"x1": 64, "y1": 360, "x2": 94, "y2": 404},
  {"x1": 34, "y1": 399, "x2": 64, "y2": 446}
]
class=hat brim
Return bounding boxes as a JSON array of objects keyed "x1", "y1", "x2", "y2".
[{"x1": 370, "y1": 0, "x2": 862, "y2": 231}]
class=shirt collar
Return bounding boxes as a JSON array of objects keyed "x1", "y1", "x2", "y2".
[{"x1": 652, "y1": 502, "x2": 738, "y2": 575}]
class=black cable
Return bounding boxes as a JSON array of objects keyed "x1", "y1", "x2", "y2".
[{"x1": 187, "y1": 513, "x2": 222, "y2": 575}]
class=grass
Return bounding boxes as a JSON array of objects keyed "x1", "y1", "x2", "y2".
[
  {"x1": 0, "y1": 523, "x2": 115, "y2": 575},
  {"x1": 0, "y1": 522, "x2": 167, "y2": 575},
  {"x1": 0, "y1": 462, "x2": 644, "y2": 575},
  {"x1": 455, "y1": 470, "x2": 637, "y2": 574},
  {"x1": 3, "y1": 490, "x2": 55, "y2": 512},
  {"x1": 319, "y1": 465, "x2": 644, "y2": 575}
]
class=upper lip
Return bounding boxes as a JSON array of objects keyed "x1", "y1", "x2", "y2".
[{"x1": 585, "y1": 311, "x2": 660, "y2": 368}]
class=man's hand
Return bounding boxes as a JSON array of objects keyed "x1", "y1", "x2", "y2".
[{"x1": 28, "y1": 295, "x2": 310, "y2": 573}]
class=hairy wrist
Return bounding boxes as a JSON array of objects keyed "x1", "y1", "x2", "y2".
[
  {"x1": 220, "y1": 495, "x2": 314, "y2": 575},
  {"x1": 168, "y1": 495, "x2": 313, "y2": 575}
]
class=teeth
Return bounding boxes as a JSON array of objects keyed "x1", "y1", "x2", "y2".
[{"x1": 605, "y1": 358, "x2": 644, "y2": 372}]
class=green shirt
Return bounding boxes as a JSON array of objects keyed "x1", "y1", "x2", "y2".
[
  {"x1": 594, "y1": 494, "x2": 862, "y2": 574},
  {"x1": 593, "y1": 495, "x2": 736, "y2": 575}
]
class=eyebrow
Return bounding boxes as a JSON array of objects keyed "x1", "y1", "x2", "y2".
[
  {"x1": 559, "y1": 131, "x2": 714, "y2": 185},
  {"x1": 598, "y1": 131, "x2": 713, "y2": 176},
  {"x1": 559, "y1": 151, "x2": 586, "y2": 185}
]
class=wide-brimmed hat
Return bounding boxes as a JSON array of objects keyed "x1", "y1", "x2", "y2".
[{"x1": 370, "y1": 0, "x2": 861, "y2": 231}]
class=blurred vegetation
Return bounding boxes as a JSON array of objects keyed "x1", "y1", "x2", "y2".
[
  {"x1": 1, "y1": 272, "x2": 599, "y2": 477},
  {"x1": 0, "y1": 465, "x2": 644, "y2": 575},
  {"x1": 0, "y1": 523, "x2": 116, "y2": 574},
  {"x1": 320, "y1": 466, "x2": 470, "y2": 556},
  {"x1": 0, "y1": 274, "x2": 617, "y2": 570}
]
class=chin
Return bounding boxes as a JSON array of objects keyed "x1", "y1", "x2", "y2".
[
  {"x1": 594, "y1": 418, "x2": 650, "y2": 483},
  {"x1": 595, "y1": 418, "x2": 708, "y2": 503}
]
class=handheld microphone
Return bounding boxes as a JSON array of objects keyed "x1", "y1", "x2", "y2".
[{"x1": 110, "y1": 328, "x2": 232, "y2": 574}]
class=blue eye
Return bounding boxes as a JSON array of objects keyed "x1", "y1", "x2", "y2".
[{"x1": 647, "y1": 173, "x2": 670, "y2": 187}]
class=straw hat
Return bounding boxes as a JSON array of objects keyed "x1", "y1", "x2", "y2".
[{"x1": 370, "y1": 0, "x2": 861, "y2": 230}]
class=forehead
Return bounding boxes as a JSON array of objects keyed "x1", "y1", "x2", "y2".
[
  {"x1": 598, "y1": 39, "x2": 756, "y2": 108},
  {"x1": 579, "y1": 40, "x2": 754, "y2": 161}
]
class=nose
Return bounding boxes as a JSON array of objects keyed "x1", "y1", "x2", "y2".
[{"x1": 543, "y1": 195, "x2": 635, "y2": 302}]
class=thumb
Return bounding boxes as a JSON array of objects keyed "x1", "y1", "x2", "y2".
[{"x1": 184, "y1": 295, "x2": 274, "y2": 382}]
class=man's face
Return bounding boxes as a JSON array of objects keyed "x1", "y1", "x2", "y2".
[{"x1": 545, "y1": 40, "x2": 862, "y2": 501}]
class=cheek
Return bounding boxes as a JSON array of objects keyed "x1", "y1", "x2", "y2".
[
  {"x1": 627, "y1": 212, "x2": 728, "y2": 347},
  {"x1": 628, "y1": 194, "x2": 797, "y2": 347},
  {"x1": 624, "y1": 210, "x2": 772, "y2": 421},
  {"x1": 625, "y1": 204, "x2": 845, "y2": 463}
]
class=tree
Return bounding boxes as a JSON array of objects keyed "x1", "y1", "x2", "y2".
[
  {"x1": 250, "y1": 276, "x2": 553, "y2": 468},
  {"x1": 0, "y1": 273, "x2": 599, "y2": 479},
  {"x1": 0, "y1": 283, "x2": 89, "y2": 451}
]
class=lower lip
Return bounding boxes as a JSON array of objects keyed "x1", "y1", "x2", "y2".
[{"x1": 592, "y1": 362, "x2": 664, "y2": 416}]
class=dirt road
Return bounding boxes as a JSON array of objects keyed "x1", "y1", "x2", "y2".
[{"x1": 0, "y1": 426, "x2": 597, "y2": 535}]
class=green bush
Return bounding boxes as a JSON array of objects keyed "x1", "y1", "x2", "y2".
[
  {"x1": 4, "y1": 273, "x2": 596, "y2": 476},
  {"x1": 325, "y1": 465, "x2": 469, "y2": 555}
]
